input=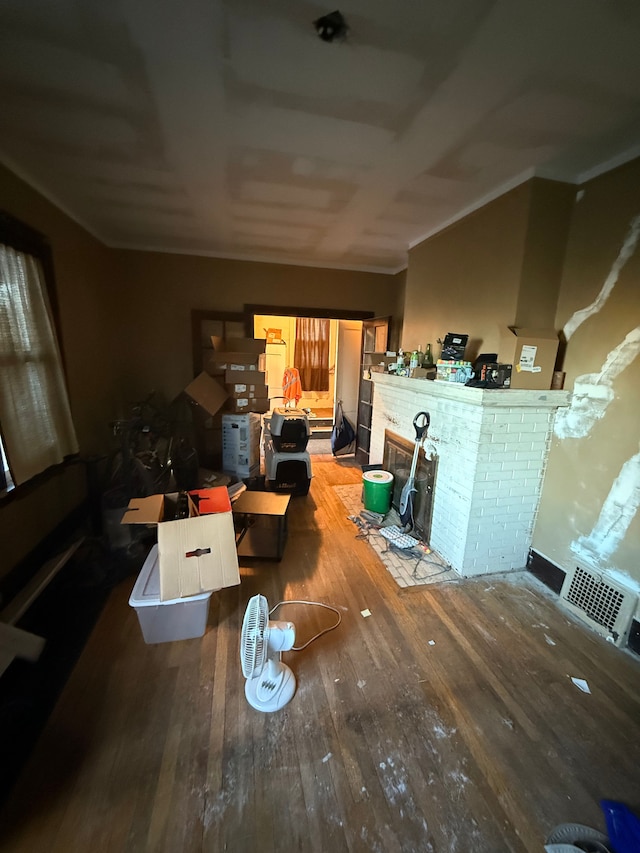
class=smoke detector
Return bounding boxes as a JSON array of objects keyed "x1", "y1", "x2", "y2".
[{"x1": 313, "y1": 10, "x2": 348, "y2": 43}]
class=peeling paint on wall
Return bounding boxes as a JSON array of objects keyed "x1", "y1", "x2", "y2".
[
  {"x1": 554, "y1": 326, "x2": 640, "y2": 439},
  {"x1": 563, "y1": 213, "x2": 640, "y2": 341},
  {"x1": 570, "y1": 446, "x2": 640, "y2": 570}
]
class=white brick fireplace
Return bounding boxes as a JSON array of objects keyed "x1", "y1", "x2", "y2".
[{"x1": 370, "y1": 373, "x2": 571, "y2": 577}]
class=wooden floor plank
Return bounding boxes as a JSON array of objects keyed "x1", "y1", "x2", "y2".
[{"x1": 1, "y1": 456, "x2": 639, "y2": 852}]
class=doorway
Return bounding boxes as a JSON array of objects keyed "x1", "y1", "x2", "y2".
[
  {"x1": 252, "y1": 313, "x2": 361, "y2": 428},
  {"x1": 246, "y1": 303, "x2": 375, "y2": 453}
]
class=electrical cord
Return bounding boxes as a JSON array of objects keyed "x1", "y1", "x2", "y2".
[
  {"x1": 269, "y1": 599, "x2": 342, "y2": 650},
  {"x1": 348, "y1": 514, "x2": 454, "y2": 583},
  {"x1": 376, "y1": 529, "x2": 454, "y2": 581}
]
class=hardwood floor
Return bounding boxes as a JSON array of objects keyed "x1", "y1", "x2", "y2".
[{"x1": 1, "y1": 457, "x2": 639, "y2": 852}]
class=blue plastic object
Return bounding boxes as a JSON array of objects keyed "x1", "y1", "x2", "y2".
[{"x1": 601, "y1": 800, "x2": 640, "y2": 853}]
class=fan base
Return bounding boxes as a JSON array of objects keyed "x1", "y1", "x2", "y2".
[{"x1": 245, "y1": 663, "x2": 296, "y2": 712}]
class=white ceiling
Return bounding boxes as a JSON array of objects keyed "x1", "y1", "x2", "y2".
[{"x1": 1, "y1": 0, "x2": 640, "y2": 274}]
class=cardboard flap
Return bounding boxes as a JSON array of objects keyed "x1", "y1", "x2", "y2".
[
  {"x1": 183, "y1": 372, "x2": 228, "y2": 416},
  {"x1": 158, "y1": 514, "x2": 240, "y2": 600},
  {"x1": 190, "y1": 486, "x2": 232, "y2": 514},
  {"x1": 121, "y1": 494, "x2": 165, "y2": 525}
]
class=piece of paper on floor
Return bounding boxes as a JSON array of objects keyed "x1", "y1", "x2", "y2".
[
  {"x1": 361, "y1": 608, "x2": 371, "y2": 618},
  {"x1": 571, "y1": 677, "x2": 591, "y2": 694},
  {"x1": 544, "y1": 634, "x2": 556, "y2": 646},
  {"x1": 322, "y1": 752, "x2": 332, "y2": 763},
  {"x1": 428, "y1": 640, "x2": 436, "y2": 646}
]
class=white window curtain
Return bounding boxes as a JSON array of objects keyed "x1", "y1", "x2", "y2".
[{"x1": 0, "y1": 243, "x2": 78, "y2": 485}]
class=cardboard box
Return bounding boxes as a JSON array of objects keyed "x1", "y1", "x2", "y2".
[
  {"x1": 183, "y1": 372, "x2": 228, "y2": 417},
  {"x1": 226, "y1": 397, "x2": 270, "y2": 414},
  {"x1": 226, "y1": 382, "x2": 269, "y2": 399},
  {"x1": 499, "y1": 327, "x2": 559, "y2": 390},
  {"x1": 224, "y1": 337, "x2": 266, "y2": 354},
  {"x1": 224, "y1": 369, "x2": 266, "y2": 385},
  {"x1": 210, "y1": 336, "x2": 266, "y2": 354},
  {"x1": 435, "y1": 361, "x2": 473, "y2": 383},
  {"x1": 121, "y1": 487, "x2": 240, "y2": 601},
  {"x1": 440, "y1": 333, "x2": 469, "y2": 361},
  {"x1": 222, "y1": 413, "x2": 261, "y2": 477},
  {"x1": 207, "y1": 351, "x2": 259, "y2": 371}
]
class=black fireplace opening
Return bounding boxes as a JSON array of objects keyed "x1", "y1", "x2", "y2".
[{"x1": 382, "y1": 429, "x2": 436, "y2": 542}]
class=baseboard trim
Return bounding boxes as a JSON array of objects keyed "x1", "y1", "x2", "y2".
[{"x1": 627, "y1": 620, "x2": 640, "y2": 657}]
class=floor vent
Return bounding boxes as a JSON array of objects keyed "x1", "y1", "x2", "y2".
[{"x1": 560, "y1": 566, "x2": 637, "y2": 647}]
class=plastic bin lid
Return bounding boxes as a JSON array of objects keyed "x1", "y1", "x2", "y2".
[
  {"x1": 362, "y1": 470, "x2": 394, "y2": 484},
  {"x1": 129, "y1": 545, "x2": 213, "y2": 607}
]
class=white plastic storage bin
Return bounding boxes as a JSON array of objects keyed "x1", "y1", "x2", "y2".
[{"x1": 129, "y1": 545, "x2": 214, "y2": 643}]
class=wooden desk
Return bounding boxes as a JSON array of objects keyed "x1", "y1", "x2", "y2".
[{"x1": 232, "y1": 491, "x2": 291, "y2": 560}]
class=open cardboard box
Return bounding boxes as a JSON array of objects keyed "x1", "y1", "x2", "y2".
[
  {"x1": 210, "y1": 336, "x2": 266, "y2": 354},
  {"x1": 183, "y1": 371, "x2": 228, "y2": 417},
  {"x1": 121, "y1": 486, "x2": 240, "y2": 601},
  {"x1": 499, "y1": 327, "x2": 559, "y2": 390}
]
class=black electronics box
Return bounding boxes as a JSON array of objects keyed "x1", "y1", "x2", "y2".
[
  {"x1": 441, "y1": 332, "x2": 469, "y2": 361},
  {"x1": 481, "y1": 363, "x2": 512, "y2": 387}
]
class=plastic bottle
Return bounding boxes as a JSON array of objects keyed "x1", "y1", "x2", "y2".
[{"x1": 410, "y1": 349, "x2": 420, "y2": 369}]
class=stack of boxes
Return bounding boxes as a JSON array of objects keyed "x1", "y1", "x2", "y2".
[
  {"x1": 205, "y1": 337, "x2": 270, "y2": 414},
  {"x1": 184, "y1": 337, "x2": 273, "y2": 477}
]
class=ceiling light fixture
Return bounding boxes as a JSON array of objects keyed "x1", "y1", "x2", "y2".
[{"x1": 313, "y1": 10, "x2": 348, "y2": 43}]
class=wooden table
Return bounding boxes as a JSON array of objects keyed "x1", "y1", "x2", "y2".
[{"x1": 232, "y1": 490, "x2": 291, "y2": 560}]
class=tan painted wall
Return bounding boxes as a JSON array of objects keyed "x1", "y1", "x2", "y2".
[
  {"x1": 111, "y1": 250, "x2": 397, "y2": 402},
  {"x1": 534, "y1": 158, "x2": 640, "y2": 591},
  {"x1": 403, "y1": 182, "x2": 532, "y2": 361},
  {"x1": 516, "y1": 179, "x2": 575, "y2": 328},
  {"x1": 0, "y1": 164, "x2": 122, "y2": 576},
  {"x1": 403, "y1": 179, "x2": 576, "y2": 362}
]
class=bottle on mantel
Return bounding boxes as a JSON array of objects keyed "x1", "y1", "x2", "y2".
[
  {"x1": 410, "y1": 347, "x2": 421, "y2": 369},
  {"x1": 424, "y1": 343, "x2": 433, "y2": 366}
]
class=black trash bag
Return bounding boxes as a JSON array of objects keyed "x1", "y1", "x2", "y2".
[{"x1": 331, "y1": 401, "x2": 356, "y2": 455}]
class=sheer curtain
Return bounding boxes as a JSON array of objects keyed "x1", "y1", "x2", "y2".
[
  {"x1": 0, "y1": 244, "x2": 78, "y2": 485},
  {"x1": 294, "y1": 317, "x2": 330, "y2": 391}
]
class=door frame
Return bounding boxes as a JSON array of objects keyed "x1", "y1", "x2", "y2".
[{"x1": 245, "y1": 304, "x2": 374, "y2": 323}]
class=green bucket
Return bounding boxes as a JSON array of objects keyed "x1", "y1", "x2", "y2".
[{"x1": 362, "y1": 470, "x2": 394, "y2": 514}]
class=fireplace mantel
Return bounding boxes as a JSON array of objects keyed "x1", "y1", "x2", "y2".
[{"x1": 370, "y1": 373, "x2": 571, "y2": 577}]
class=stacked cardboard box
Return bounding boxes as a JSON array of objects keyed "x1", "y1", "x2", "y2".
[
  {"x1": 182, "y1": 337, "x2": 271, "y2": 472},
  {"x1": 206, "y1": 337, "x2": 270, "y2": 414}
]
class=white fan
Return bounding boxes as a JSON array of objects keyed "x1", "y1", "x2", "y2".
[{"x1": 240, "y1": 594, "x2": 296, "y2": 712}]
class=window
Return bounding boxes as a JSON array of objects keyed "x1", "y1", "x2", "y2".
[{"x1": 0, "y1": 212, "x2": 78, "y2": 491}]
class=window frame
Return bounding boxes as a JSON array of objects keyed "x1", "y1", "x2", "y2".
[{"x1": 0, "y1": 210, "x2": 76, "y2": 500}]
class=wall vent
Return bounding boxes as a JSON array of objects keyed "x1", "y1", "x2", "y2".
[{"x1": 559, "y1": 566, "x2": 637, "y2": 647}]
